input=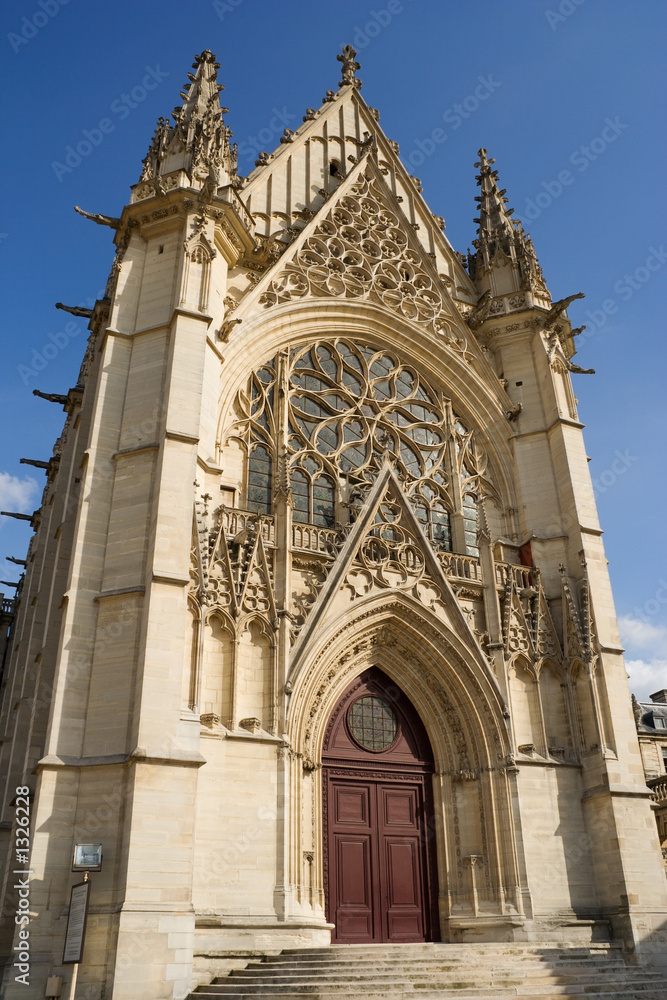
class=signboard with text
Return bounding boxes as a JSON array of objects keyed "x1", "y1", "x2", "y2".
[{"x1": 63, "y1": 880, "x2": 90, "y2": 964}]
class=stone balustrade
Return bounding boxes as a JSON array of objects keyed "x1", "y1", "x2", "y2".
[{"x1": 648, "y1": 773, "x2": 667, "y2": 804}]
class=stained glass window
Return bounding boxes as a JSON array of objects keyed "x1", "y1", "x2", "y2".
[
  {"x1": 287, "y1": 341, "x2": 448, "y2": 491},
  {"x1": 247, "y1": 445, "x2": 272, "y2": 515},
  {"x1": 229, "y1": 340, "x2": 495, "y2": 552},
  {"x1": 348, "y1": 696, "x2": 398, "y2": 751},
  {"x1": 291, "y1": 465, "x2": 335, "y2": 526}
]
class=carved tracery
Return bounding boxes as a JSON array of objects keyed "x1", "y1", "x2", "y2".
[
  {"x1": 257, "y1": 165, "x2": 469, "y2": 354},
  {"x1": 225, "y1": 338, "x2": 501, "y2": 558}
]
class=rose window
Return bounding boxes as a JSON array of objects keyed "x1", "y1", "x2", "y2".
[
  {"x1": 348, "y1": 696, "x2": 398, "y2": 751},
  {"x1": 228, "y1": 338, "x2": 494, "y2": 556}
]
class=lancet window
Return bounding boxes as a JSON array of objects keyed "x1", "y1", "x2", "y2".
[{"x1": 228, "y1": 338, "x2": 498, "y2": 557}]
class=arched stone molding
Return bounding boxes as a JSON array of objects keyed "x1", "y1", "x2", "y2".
[
  {"x1": 570, "y1": 658, "x2": 602, "y2": 755},
  {"x1": 535, "y1": 655, "x2": 574, "y2": 758},
  {"x1": 180, "y1": 229, "x2": 216, "y2": 312},
  {"x1": 235, "y1": 612, "x2": 277, "y2": 733},
  {"x1": 214, "y1": 299, "x2": 519, "y2": 522},
  {"x1": 507, "y1": 653, "x2": 543, "y2": 753},
  {"x1": 285, "y1": 595, "x2": 531, "y2": 937},
  {"x1": 200, "y1": 607, "x2": 235, "y2": 726}
]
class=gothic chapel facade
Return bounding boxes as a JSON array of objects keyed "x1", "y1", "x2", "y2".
[{"x1": 1, "y1": 47, "x2": 666, "y2": 999}]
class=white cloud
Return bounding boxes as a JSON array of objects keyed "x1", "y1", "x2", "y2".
[
  {"x1": 625, "y1": 658, "x2": 667, "y2": 703},
  {"x1": 0, "y1": 472, "x2": 38, "y2": 515},
  {"x1": 618, "y1": 615, "x2": 667, "y2": 650}
]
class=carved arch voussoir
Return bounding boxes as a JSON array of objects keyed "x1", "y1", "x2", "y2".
[{"x1": 288, "y1": 598, "x2": 509, "y2": 773}]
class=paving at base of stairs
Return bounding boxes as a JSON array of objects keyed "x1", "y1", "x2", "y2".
[{"x1": 188, "y1": 943, "x2": 667, "y2": 999}]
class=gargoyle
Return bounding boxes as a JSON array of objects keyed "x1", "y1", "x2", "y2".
[
  {"x1": 543, "y1": 292, "x2": 585, "y2": 329},
  {"x1": 55, "y1": 302, "x2": 93, "y2": 319},
  {"x1": 74, "y1": 206, "x2": 121, "y2": 229},
  {"x1": 467, "y1": 290, "x2": 493, "y2": 330},
  {"x1": 566, "y1": 360, "x2": 595, "y2": 375},
  {"x1": 218, "y1": 317, "x2": 242, "y2": 343}
]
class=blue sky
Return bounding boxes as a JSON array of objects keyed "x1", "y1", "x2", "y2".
[{"x1": 0, "y1": 0, "x2": 665, "y2": 698}]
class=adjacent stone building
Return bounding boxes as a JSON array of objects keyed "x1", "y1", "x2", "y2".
[
  {"x1": 1, "y1": 46, "x2": 666, "y2": 999},
  {"x1": 635, "y1": 689, "x2": 667, "y2": 872}
]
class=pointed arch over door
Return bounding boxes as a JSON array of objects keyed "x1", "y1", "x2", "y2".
[{"x1": 323, "y1": 668, "x2": 438, "y2": 943}]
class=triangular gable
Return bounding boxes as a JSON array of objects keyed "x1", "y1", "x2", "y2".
[
  {"x1": 206, "y1": 517, "x2": 238, "y2": 616},
  {"x1": 502, "y1": 585, "x2": 533, "y2": 657},
  {"x1": 289, "y1": 461, "x2": 492, "y2": 677},
  {"x1": 234, "y1": 154, "x2": 499, "y2": 385},
  {"x1": 535, "y1": 587, "x2": 563, "y2": 660},
  {"x1": 240, "y1": 83, "x2": 474, "y2": 299},
  {"x1": 239, "y1": 529, "x2": 277, "y2": 621}
]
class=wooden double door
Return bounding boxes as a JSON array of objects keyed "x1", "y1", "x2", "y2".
[{"x1": 323, "y1": 669, "x2": 438, "y2": 944}]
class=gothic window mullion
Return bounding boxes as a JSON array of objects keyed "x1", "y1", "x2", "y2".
[
  {"x1": 446, "y1": 415, "x2": 467, "y2": 555},
  {"x1": 233, "y1": 340, "x2": 495, "y2": 548}
]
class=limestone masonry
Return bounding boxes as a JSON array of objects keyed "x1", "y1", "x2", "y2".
[{"x1": 1, "y1": 45, "x2": 666, "y2": 1000}]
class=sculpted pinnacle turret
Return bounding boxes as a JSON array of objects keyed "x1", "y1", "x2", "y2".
[
  {"x1": 468, "y1": 148, "x2": 550, "y2": 302},
  {"x1": 135, "y1": 48, "x2": 238, "y2": 199}
]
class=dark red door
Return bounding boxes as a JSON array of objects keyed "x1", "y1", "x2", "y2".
[{"x1": 323, "y1": 669, "x2": 438, "y2": 944}]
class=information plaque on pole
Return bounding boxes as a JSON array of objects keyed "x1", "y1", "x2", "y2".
[{"x1": 63, "y1": 879, "x2": 90, "y2": 964}]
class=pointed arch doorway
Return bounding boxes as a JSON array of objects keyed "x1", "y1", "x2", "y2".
[{"x1": 322, "y1": 668, "x2": 439, "y2": 943}]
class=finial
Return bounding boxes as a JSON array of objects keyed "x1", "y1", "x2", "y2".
[
  {"x1": 337, "y1": 45, "x2": 361, "y2": 89},
  {"x1": 469, "y1": 146, "x2": 551, "y2": 300}
]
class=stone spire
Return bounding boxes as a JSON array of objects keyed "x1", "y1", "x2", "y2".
[
  {"x1": 468, "y1": 148, "x2": 549, "y2": 301},
  {"x1": 137, "y1": 49, "x2": 238, "y2": 197}
]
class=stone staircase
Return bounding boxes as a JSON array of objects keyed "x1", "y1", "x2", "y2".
[{"x1": 189, "y1": 943, "x2": 667, "y2": 999}]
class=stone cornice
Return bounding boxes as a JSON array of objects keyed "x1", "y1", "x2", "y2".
[{"x1": 36, "y1": 746, "x2": 206, "y2": 770}]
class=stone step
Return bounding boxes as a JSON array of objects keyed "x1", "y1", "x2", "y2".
[
  {"x1": 188, "y1": 943, "x2": 666, "y2": 1000},
  {"x1": 266, "y1": 945, "x2": 621, "y2": 956},
  {"x1": 245, "y1": 958, "x2": 626, "y2": 970},
  {"x1": 194, "y1": 980, "x2": 666, "y2": 996},
  {"x1": 228, "y1": 969, "x2": 659, "y2": 983},
  {"x1": 240, "y1": 960, "x2": 629, "y2": 974},
  {"x1": 252, "y1": 951, "x2": 623, "y2": 965},
  {"x1": 191, "y1": 992, "x2": 667, "y2": 1000}
]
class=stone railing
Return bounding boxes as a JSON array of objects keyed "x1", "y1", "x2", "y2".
[
  {"x1": 438, "y1": 551, "x2": 483, "y2": 583},
  {"x1": 220, "y1": 508, "x2": 275, "y2": 544},
  {"x1": 648, "y1": 774, "x2": 667, "y2": 805},
  {"x1": 292, "y1": 524, "x2": 342, "y2": 555},
  {"x1": 495, "y1": 561, "x2": 532, "y2": 590}
]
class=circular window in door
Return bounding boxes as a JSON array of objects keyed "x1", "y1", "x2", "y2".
[{"x1": 348, "y1": 696, "x2": 399, "y2": 752}]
